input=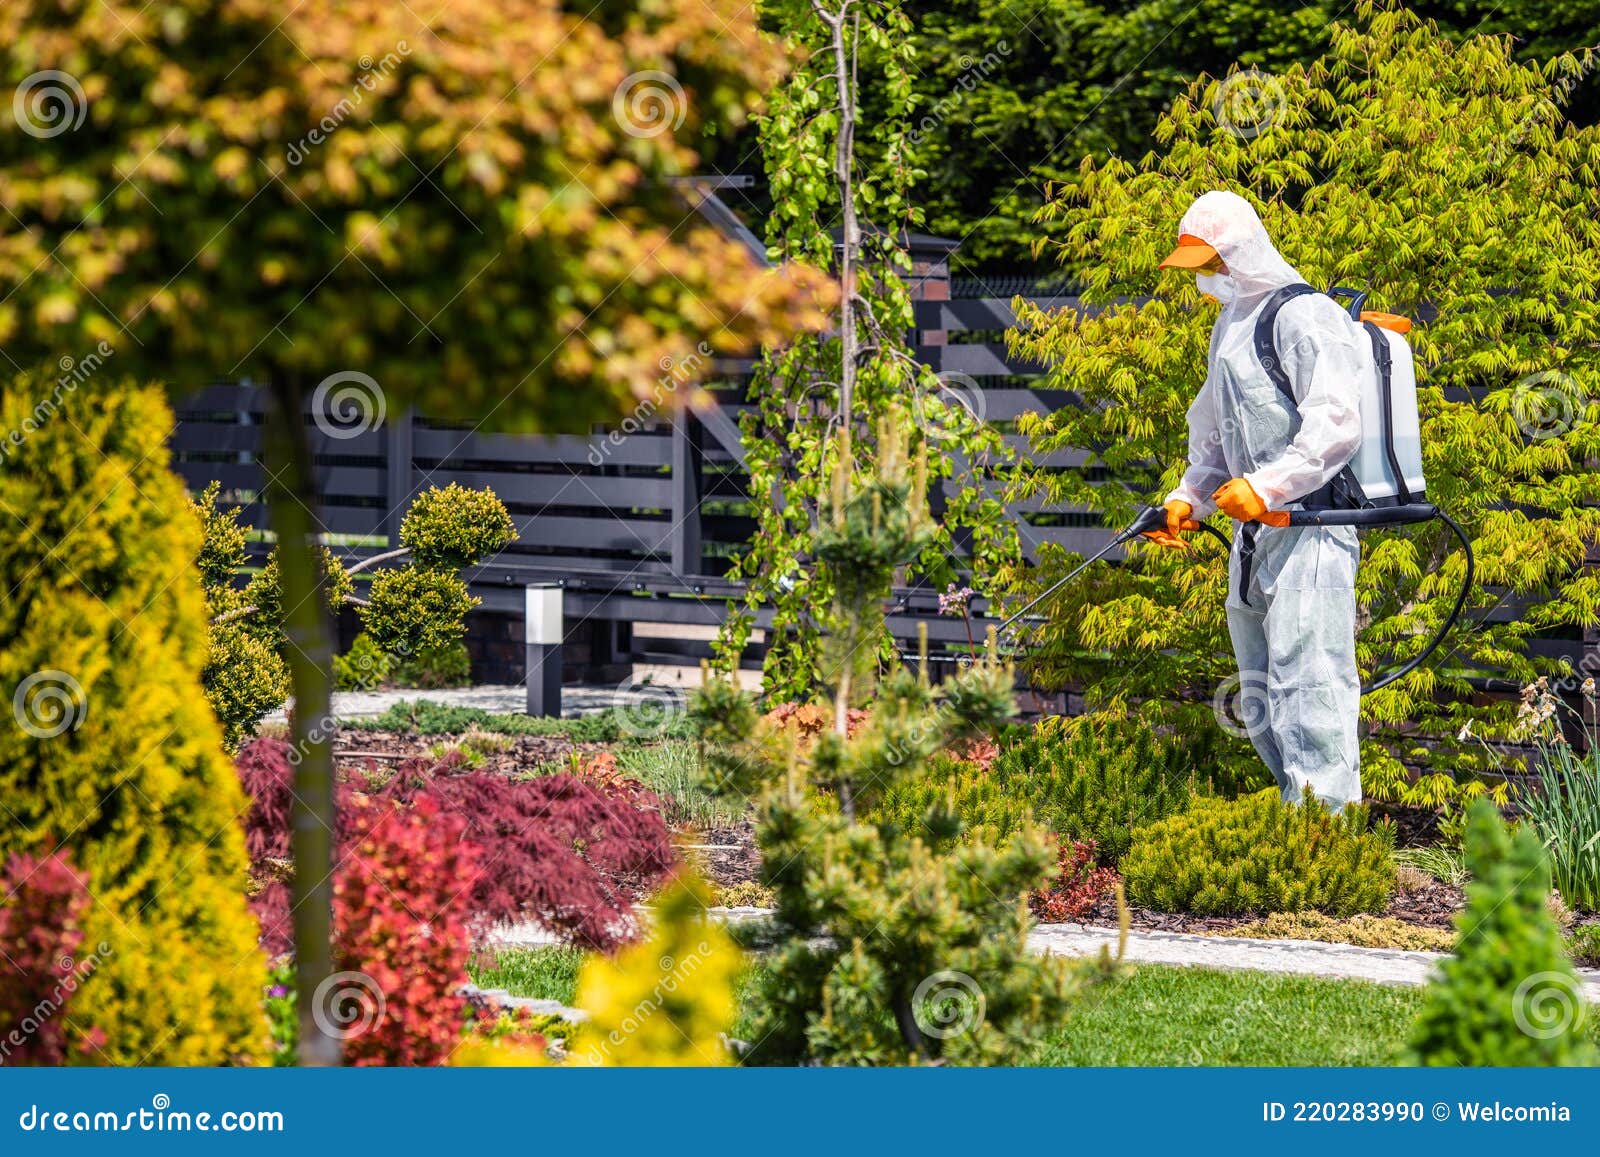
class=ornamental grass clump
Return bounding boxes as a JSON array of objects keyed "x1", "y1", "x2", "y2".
[
  {"x1": 1407, "y1": 800, "x2": 1597, "y2": 1066},
  {"x1": 1121, "y1": 789, "x2": 1395, "y2": 916},
  {"x1": 1519, "y1": 724, "x2": 1600, "y2": 913}
]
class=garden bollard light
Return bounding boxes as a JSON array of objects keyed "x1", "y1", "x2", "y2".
[{"x1": 525, "y1": 583, "x2": 564, "y2": 718}]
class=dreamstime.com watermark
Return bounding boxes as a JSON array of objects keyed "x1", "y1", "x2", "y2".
[
  {"x1": 1213, "y1": 69, "x2": 1289, "y2": 140},
  {"x1": 11, "y1": 669, "x2": 88, "y2": 740},
  {"x1": 912, "y1": 969, "x2": 986, "y2": 1040},
  {"x1": 612, "y1": 70, "x2": 687, "y2": 139},
  {"x1": 579, "y1": 943, "x2": 713, "y2": 1065},
  {"x1": 283, "y1": 638, "x2": 412, "y2": 767},
  {"x1": 311, "y1": 971, "x2": 388, "y2": 1041},
  {"x1": 311, "y1": 370, "x2": 386, "y2": 440},
  {"x1": 286, "y1": 43, "x2": 412, "y2": 165},
  {"x1": 1512, "y1": 971, "x2": 1585, "y2": 1041},
  {"x1": 0, "y1": 344, "x2": 116, "y2": 464},
  {"x1": 587, "y1": 343, "x2": 713, "y2": 467},
  {"x1": 12, "y1": 70, "x2": 88, "y2": 139},
  {"x1": 0, "y1": 942, "x2": 113, "y2": 1066},
  {"x1": 17, "y1": 1095, "x2": 283, "y2": 1134},
  {"x1": 908, "y1": 44, "x2": 1011, "y2": 145}
]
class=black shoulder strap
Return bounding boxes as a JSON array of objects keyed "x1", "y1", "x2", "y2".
[
  {"x1": 1252, "y1": 283, "x2": 1317, "y2": 403},
  {"x1": 1251, "y1": 282, "x2": 1369, "y2": 514}
]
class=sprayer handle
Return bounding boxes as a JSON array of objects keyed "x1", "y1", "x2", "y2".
[{"x1": 1259, "y1": 511, "x2": 1291, "y2": 528}]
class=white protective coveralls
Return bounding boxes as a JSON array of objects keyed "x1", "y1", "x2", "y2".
[{"x1": 1164, "y1": 191, "x2": 1368, "y2": 809}]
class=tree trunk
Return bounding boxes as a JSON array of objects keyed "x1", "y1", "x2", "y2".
[
  {"x1": 264, "y1": 374, "x2": 342, "y2": 1067},
  {"x1": 831, "y1": 8, "x2": 858, "y2": 429}
]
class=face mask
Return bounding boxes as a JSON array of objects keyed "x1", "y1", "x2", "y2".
[{"x1": 1196, "y1": 270, "x2": 1236, "y2": 304}]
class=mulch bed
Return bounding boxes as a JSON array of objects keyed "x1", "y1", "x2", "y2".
[
  {"x1": 676, "y1": 819, "x2": 762, "y2": 892},
  {"x1": 330, "y1": 727, "x2": 610, "y2": 779},
  {"x1": 1072, "y1": 871, "x2": 1466, "y2": 936}
]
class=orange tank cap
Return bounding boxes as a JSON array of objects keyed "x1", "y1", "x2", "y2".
[{"x1": 1360, "y1": 310, "x2": 1412, "y2": 335}]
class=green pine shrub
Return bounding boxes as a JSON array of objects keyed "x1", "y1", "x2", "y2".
[
  {"x1": 1122, "y1": 790, "x2": 1395, "y2": 916},
  {"x1": 391, "y1": 638, "x2": 472, "y2": 689},
  {"x1": 872, "y1": 713, "x2": 1207, "y2": 864},
  {"x1": 0, "y1": 376, "x2": 266, "y2": 1063},
  {"x1": 334, "y1": 631, "x2": 471, "y2": 691},
  {"x1": 1407, "y1": 801, "x2": 1597, "y2": 1065}
]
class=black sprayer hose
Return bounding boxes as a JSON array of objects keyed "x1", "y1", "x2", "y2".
[
  {"x1": 995, "y1": 506, "x2": 1229, "y2": 639},
  {"x1": 995, "y1": 504, "x2": 1475, "y2": 696},
  {"x1": 1357, "y1": 510, "x2": 1474, "y2": 695}
]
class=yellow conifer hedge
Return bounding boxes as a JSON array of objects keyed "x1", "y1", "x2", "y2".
[{"x1": 0, "y1": 372, "x2": 266, "y2": 1064}]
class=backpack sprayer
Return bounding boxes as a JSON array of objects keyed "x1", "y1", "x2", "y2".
[{"x1": 999, "y1": 285, "x2": 1475, "y2": 696}]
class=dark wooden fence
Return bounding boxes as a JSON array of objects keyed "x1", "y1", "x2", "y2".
[{"x1": 168, "y1": 225, "x2": 1587, "y2": 690}]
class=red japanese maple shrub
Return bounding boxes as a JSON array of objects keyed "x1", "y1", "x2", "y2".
[
  {"x1": 1030, "y1": 840, "x2": 1118, "y2": 923},
  {"x1": 334, "y1": 792, "x2": 478, "y2": 1066},
  {"x1": 378, "y1": 758, "x2": 674, "y2": 950},
  {"x1": 236, "y1": 736, "x2": 294, "y2": 861},
  {"x1": 0, "y1": 849, "x2": 95, "y2": 1064}
]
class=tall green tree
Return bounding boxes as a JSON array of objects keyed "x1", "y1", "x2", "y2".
[
  {"x1": 0, "y1": 0, "x2": 829, "y2": 1062},
  {"x1": 716, "y1": 0, "x2": 1019, "y2": 699},
  {"x1": 878, "y1": 0, "x2": 1600, "y2": 273},
  {"x1": 1006, "y1": 2, "x2": 1600, "y2": 806}
]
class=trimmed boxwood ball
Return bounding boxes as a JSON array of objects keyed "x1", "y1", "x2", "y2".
[
  {"x1": 400, "y1": 482, "x2": 515, "y2": 570},
  {"x1": 1122, "y1": 789, "x2": 1395, "y2": 917}
]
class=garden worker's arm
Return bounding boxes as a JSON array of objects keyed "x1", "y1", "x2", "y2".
[
  {"x1": 1148, "y1": 376, "x2": 1227, "y2": 546},
  {"x1": 1215, "y1": 296, "x2": 1364, "y2": 522}
]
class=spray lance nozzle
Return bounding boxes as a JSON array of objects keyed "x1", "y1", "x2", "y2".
[{"x1": 997, "y1": 505, "x2": 1230, "y2": 642}]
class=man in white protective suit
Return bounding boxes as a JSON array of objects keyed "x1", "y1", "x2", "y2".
[{"x1": 1144, "y1": 190, "x2": 1368, "y2": 809}]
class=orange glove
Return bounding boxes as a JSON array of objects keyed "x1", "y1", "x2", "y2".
[
  {"x1": 1142, "y1": 499, "x2": 1201, "y2": 549},
  {"x1": 1211, "y1": 477, "x2": 1289, "y2": 525}
]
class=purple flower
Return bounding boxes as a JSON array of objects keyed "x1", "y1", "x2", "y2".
[
  {"x1": 267, "y1": 984, "x2": 289, "y2": 999},
  {"x1": 938, "y1": 583, "x2": 976, "y2": 616}
]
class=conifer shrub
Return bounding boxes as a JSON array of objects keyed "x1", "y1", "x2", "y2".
[
  {"x1": 1121, "y1": 790, "x2": 1395, "y2": 917},
  {"x1": 573, "y1": 874, "x2": 741, "y2": 1066},
  {"x1": 193, "y1": 479, "x2": 512, "y2": 749},
  {"x1": 0, "y1": 376, "x2": 266, "y2": 1064},
  {"x1": 1407, "y1": 801, "x2": 1597, "y2": 1066},
  {"x1": 872, "y1": 713, "x2": 1206, "y2": 865},
  {"x1": 695, "y1": 422, "x2": 1088, "y2": 1066}
]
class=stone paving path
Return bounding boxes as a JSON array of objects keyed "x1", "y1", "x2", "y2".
[
  {"x1": 487, "y1": 911, "x2": 1600, "y2": 1012},
  {"x1": 267, "y1": 682, "x2": 658, "y2": 723}
]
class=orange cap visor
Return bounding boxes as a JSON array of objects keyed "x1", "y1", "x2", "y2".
[{"x1": 1158, "y1": 233, "x2": 1220, "y2": 270}]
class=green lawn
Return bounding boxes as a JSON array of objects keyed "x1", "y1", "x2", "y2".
[
  {"x1": 470, "y1": 946, "x2": 1430, "y2": 1066},
  {"x1": 1037, "y1": 965, "x2": 1424, "y2": 1065}
]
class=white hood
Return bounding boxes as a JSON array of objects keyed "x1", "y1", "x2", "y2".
[{"x1": 1177, "y1": 191, "x2": 1303, "y2": 305}]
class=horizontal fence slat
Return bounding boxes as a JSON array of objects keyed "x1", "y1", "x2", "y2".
[
  {"x1": 416, "y1": 468, "x2": 674, "y2": 509},
  {"x1": 917, "y1": 343, "x2": 1046, "y2": 378}
]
